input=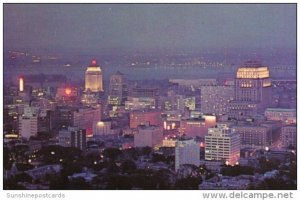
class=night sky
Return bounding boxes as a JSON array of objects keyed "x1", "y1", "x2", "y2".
[{"x1": 4, "y1": 4, "x2": 296, "y2": 53}]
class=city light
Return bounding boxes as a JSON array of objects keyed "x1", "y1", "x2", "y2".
[
  {"x1": 65, "y1": 88, "x2": 72, "y2": 95},
  {"x1": 19, "y1": 77, "x2": 24, "y2": 92},
  {"x1": 3, "y1": 4, "x2": 296, "y2": 191}
]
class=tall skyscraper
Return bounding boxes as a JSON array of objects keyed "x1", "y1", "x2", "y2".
[
  {"x1": 85, "y1": 60, "x2": 103, "y2": 92},
  {"x1": 175, "y1": 138, "x2": 200, "y2": 171},
  {"x1": 229, "y1": 61, "x2": 272, "y2": 119},
  {"x1": 108, "y1": 71, "x2": 127, "y2": 106},
  {"x1": 205, "y1": 123, "x2": 240, "y2": 165}
]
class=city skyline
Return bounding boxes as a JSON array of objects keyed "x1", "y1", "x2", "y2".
[{"x1": 3, "y1": 3, "x2": 297, "y2": 193}]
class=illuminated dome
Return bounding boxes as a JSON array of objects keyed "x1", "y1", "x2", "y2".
[{"x1": 236, "y1": 61, "x2": 270, "y2": 79}]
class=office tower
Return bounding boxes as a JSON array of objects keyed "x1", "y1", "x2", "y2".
[
  {"x1": 229, "y1": 61, "x2": 272, "y2": 119},
  {"x1": 205, "y1": 123, "x2": 240, "y2": 165},
  {"x1": 85, "y1": 60, "x2": 103, "y2": 92},
  {"x1": 73, "y1": 106, "x2": 101, "y2": 137},
  {"x1": 265, "y1": 108, "x2": 296, "y2": 125},
  {"x1": 129, "y1": 110, "x2": 162, "y2": 128},
  {"x1": 108, "y1": 71, "x2": 127, "y2": 106},
  {"x1": 281, "y1": 125, "x2": 296, "y2": 148},
  {"x1": 134, "y1": 124, "x2": 163, "y2": 148},
  {"x1": 200, "y1": 85, "x2": 234, "y2": 115},
  {"x1": 175, "y1": 138, "x2": 200, "y2": 171},
  {"x1": 58, "y1": 126, "x2": 86, "y2": 150}
]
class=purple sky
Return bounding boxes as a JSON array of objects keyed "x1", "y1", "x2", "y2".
[{"x1": 4, "y1": 4, "x2": 296, "y2": 54}]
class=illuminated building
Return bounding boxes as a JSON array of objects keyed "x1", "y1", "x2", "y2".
[
  {"x1": 205, "y1": 123, "x2": 240, "y2": 165},
  {"x1": 179, "y1": 115, "x2": 216, "y2": 137},
  {"x1": 175, "y1": 138, "x2": 200, "y2": 171},
  {"x1": 125, "y1": 97, "x2": 156, "y2": 110},
  {"x1": 81, "y1": 91, "x2": 99, "y2": 106},
  {"x1": 162, "y1": 137, "x2": 177, "y2": 147},
  {"x1": 177, "y1": 95, "x2": 196, "y2": 113},
  {"x1": 108, "y1": 71, "x2": 127, "y2": 105},
  {"x1": 281, "y1": 125, "x2": 296, "y2": 148},
  {"x1": 85, "y1": 60, "x2": 103, "y2": 92},
  {"x1": 58, "y1": 126, "x2": 86, "y2": 150},
  {"x1": 56, "y1": 87, "x2": 78, "y2": 99},
  {"x1": 134, "y1": 124, "x2": 163, "y2": 148},
  {"x1": 200, "y1": 85, "x2": 234, "y2": 115},
  {"x1": 265, "y1": 108, "x2": 296, "y2": 124},
  {"x1": 93, "y1": 120, "x2": 115, "y2": 136},
  {"x1": 19, "y1": 77, "x2": 24, "y2": 92},
  {"x1": 229, "y1": 61, "x2": 272, "y2": 119},
  {"x1": 163, "y1": 121, "x2": 178, "y2": 131},
  {"x1": 130, "y1": 110, "x2": 162, "y2": 128},
  {"x1": 73, "y1": 106, "x2": 101, "y2": 137}
]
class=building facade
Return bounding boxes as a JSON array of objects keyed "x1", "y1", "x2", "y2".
[
  {"x1": 85, "y1": 60, "x2": 103, "y2": 92},
  {"x1": 134, "y1": 125, "x2": 163, "y2": 148},
  {"x1": 175, "y1": 138, "x2": 200, "y2": 171},
  {"x1": 205, "y1": 123, "x2": 240, "y2": 165},
  {"x1": 58, "y1": 126, "x2": 86, "y2": 150},
  {"x1": 229, "y1": 61, "x2": 272, "y2": 119},
  {"x1": 108, "y1": 71, "x2": 127, "y2": 106}
]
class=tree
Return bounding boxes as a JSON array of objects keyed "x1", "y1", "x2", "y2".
[
  {"x1": 174, "y1": 176, "x2": 202, "y2": 190},
  {"x1": 103, "y1": 148, "x2": 121, "y2": 161},
  {"x1": 121, "y1": 160, "x2": 137, "y2": 174},
  {"x1": 220, "y1": 165, "x2": 254, "y2": 176}
]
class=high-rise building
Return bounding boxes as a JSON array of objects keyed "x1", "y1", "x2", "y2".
[
  {"x1": 134, "y1": 124, "x2": 163, "y2": 148},
  {"x1": 205, "y1": 123, "x2": 240, "y2": 165},
  {"x1": 58, "y1": 126, "x2": 86, "y2": 150},
  {"x1": 19, "y1": 116, "x2": 38, "y2": 140},
  {"x1": 108, "y1": 71, "x2": 127, "y2": 106},
  {"x1": 85, "y1": 60, "x2": 103, "y2": 92},
  {"x1": 229, "y1": 61, "x2": 272, "y2": 119},
  {"x1": 175, "y1": 138, "x2": 200, "y2": 171}
]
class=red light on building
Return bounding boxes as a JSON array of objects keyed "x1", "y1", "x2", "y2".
[
  {"x1": 200, "y1": 142, "x2": 204, "y2": 148},
  {"x1": 65, "y1": 88, "x2": 72, "y2": 95},
  {"x1": 91, "y1": 60, "x2": 97, "y2": 65}
]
